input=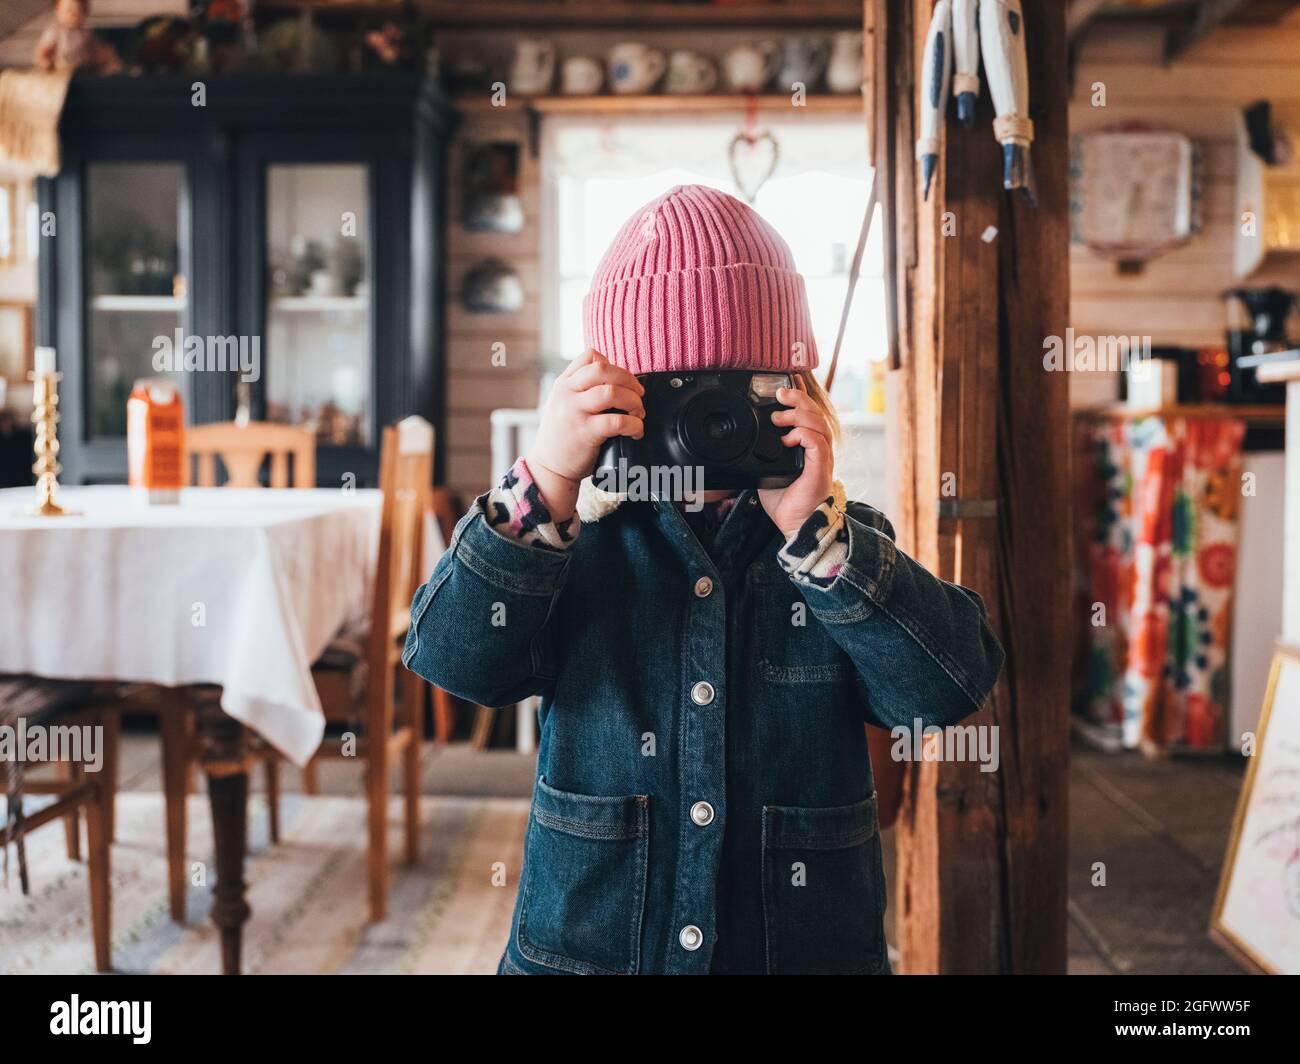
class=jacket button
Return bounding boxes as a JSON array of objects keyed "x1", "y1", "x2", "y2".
[
  {"x1": 690, "y1": 681, "x2": 714, "y2": 705},
  {"x1": 690, "y1": 801, "x2": 715, "y2": 826},
  {"x1": 693, "y1": 576, "x2": 714, "y2": 598},
  {"x1": 679, "y1": 925, "x2": 703, "y2": 951}
]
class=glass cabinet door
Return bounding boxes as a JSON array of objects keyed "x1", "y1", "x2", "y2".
[
  {"x1": 262, "y1": 164, "x2": 371, "y2": 447},
  {"x1": 85, "y1": 163, "x2": 186, "y2": 439}
]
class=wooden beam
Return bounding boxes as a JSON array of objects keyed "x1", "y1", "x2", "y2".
[
  {"x1": 890, "y1": 0, "x2": 1071, "y2": 974},
  {"x1": 1166, "y1": 0, "x2": 1253, "y2": 60},
  {"x1": 258, "y1": 0, "x2": 863, "y2": 28}
]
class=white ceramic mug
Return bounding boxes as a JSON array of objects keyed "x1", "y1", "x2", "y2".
[
  {"x1": 608, "y1": 42, "x2": 667, "y2": 94},
  {"x1": 664, "y1": 49, "x2": 719, "y2": 94},
  {"x1": 722, "y1": 40, "x2": 780, "y2": 93},
  {"x1": 560, "y1": 55, "x2": 603, "y2": 95}
]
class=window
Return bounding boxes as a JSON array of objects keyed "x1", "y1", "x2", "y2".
[{"x1": 542, "y1": 114, "x2": 885, "y2": 411}]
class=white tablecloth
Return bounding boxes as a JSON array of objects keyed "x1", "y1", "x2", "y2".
[{"x1": 0, "y1": 486, "x2": 386, "y2": 766}]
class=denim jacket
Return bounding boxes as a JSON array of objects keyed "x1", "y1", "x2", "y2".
[{"x1": 403, "y1": 473, "x2": 1004, "y2": 975}]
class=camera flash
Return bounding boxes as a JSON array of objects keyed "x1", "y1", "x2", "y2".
[{"x1": 749, "y1": 374, "x2": 791, "y2": 401}]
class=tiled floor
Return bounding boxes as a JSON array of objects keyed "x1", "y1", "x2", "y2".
[
  {"x1": 110, "y1": 724, "x2": 1248, "y2": 975},
  {"x1": 1068, "y1": 745, "x2": 1245, "y2": 975}
]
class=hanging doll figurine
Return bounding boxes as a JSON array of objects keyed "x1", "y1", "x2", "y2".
[{"x1": 33, "y1": 0, "x2": 123, "y2": 75}]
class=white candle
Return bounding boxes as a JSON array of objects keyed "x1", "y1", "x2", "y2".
[{"x1": 34, "y1": 346, "x2": 56, "y2": 376}]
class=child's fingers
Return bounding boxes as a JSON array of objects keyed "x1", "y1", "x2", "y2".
[
  {"x1": 770, "y1": 403, "x2": 833, "y2": 441},
  {"x1": 568, "y1": 360, "x2": 645, "y2": 396},
  {"x1": 775, "y1": 386, "x2": 813, "y2": 410},
  {"x1": 586, "y1": 412, "x2": 644, "y2": 442},
  {"x1": 559, "y1": 348, "x2": 600, "y2": 379},
  {"x1": 576, "y1": 384, "x2": 646, "y2": 419},
  {"x1": 783, "y1": 426, "x2": 833, "y2": 473}
]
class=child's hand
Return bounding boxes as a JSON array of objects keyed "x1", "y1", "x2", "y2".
[
  {"x1": 758, "y1": 384, "x2": 836, "y2": 540},
  {"x1": 525, "y1": 350, "x2": 645, "y2": 520}
]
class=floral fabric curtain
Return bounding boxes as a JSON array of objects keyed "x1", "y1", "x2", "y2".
[{"x1": 1074, "y1": 415, "x2": 1246, "y2": 753}]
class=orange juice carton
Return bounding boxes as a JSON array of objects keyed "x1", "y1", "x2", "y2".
[{"x1": 127, "y1": 378, "x2": 184, "y2": 504}]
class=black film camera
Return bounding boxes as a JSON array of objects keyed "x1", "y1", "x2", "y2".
[{"x1": 594, "y1": 370, "x2": 803, "y2": 493}]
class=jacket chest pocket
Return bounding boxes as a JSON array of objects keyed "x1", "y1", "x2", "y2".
[
  {"x1": 761, "y1": 794, "x2": 888, "y2": 975},
  {"x1": 749, "y1": 561, "x2": 853, "y2": 685},
  {"x1": 517, "y1": 776, "x2": 650, "y2": 975}
]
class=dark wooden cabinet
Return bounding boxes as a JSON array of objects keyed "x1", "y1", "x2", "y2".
[{"x1": 40, "y1": 74, "x2": 456, "y2": 486}]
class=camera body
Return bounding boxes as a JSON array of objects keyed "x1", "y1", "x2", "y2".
[{"x1": 594, "y1": 370, "x2": 803, "y2": 492}]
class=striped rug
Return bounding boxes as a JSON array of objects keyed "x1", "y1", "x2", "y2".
[{"x1": 0, "y1": 792, "x2": 528, "y2": 975}]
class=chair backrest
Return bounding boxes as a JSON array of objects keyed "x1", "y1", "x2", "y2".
[
  {"x1": 186, "y1": 421, "x2": 316, "y2": 488},
  {"x1": 369, "y1": 416, "x2": 434, "y2": 667}
]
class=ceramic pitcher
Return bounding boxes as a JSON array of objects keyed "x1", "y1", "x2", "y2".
[
  {"x1": 827, "y1": 31, "x2": 864, "y2": 94},
  {"x1": 510, "y1": 38, "x2": 556, "y2": 95},
  {"x1": 776, "y1": 36, "x2": 830, "y2": 91}
]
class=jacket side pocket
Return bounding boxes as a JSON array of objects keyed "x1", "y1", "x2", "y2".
[
  {"x1": 761, "y1": 793, "x2": 887, "y2": 974},
  {"x1": 517, "y1": 776, "x2": 650, "y2": 975}
]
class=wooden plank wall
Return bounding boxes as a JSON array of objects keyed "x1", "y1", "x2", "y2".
[
  {"x1": 442, "y1": 108, "x2": 544, "y2": 500},
  {"x1": 1069, "y1": 11, "x2": 1300, "y2": 407}
]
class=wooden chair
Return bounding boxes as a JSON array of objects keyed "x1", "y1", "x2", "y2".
[
  {"x1": 305, "y1": 416, "x2": 433, "y2": 920},
  {"x1": 185, "y1": 420, "x2": 316, "y2": 488},
  {"x1": 155, "y1": 418, "x2": 433, "y2": 923},
  {"x1": 1, "y1": 679, "x2": 119, "y2": 971}
]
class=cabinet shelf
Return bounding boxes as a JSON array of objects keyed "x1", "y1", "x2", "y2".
[
  {"x1": 90, "y1": 295, "x2": 186, "y2": 312},
  {"x1": 270, "y1": 295, "x2": 369, "y2": 313},
  {"x1": 454, "y1": 94, "x2": 864, "y2": 116}
]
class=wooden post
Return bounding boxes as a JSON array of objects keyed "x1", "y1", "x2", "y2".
[{"x1": 881, "y1": 0, "x2": 1071, "y2": 974}]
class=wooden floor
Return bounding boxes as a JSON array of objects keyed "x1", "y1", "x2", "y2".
[{"x1": 110, "y1": 726, "x2": 1247, "y2": 975}]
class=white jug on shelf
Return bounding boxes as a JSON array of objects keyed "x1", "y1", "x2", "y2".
[
  {"x1": 510, "y1": 38, "x2": 556, "y2": 96},
  {"x1": 827, "y1": 31, "x2": 865, "y2": 94}
]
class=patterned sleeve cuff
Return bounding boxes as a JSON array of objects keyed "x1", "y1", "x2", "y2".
[
  {"x1": 777, "y1": 497, "x2": 850, "y2": 588},
  {"x1": 483, "y1": 457, "x2": 580, "y2": 552}
]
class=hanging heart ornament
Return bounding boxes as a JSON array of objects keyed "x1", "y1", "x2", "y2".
[{"x1": 728, "y1": 129, "x2": 780, "y2": 203}]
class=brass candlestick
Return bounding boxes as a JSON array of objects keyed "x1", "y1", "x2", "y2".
[{"x1": 28, "y1": 370, "x2": 73, "y2": 517}]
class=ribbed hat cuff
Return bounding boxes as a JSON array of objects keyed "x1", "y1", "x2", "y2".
[{"x1": 583, "y1": 262, "x2": 819, "y2": 376}]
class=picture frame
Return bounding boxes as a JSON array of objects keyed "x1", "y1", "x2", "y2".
[
  {"x1": 460, "y1": 141, "x2": 524, "y2": 234},
  {"x1": 1211, "y1": 644, "x2": 1300, "y2": 975},
  {"x1": 0, "y1": 300, "x2": 34, "y2": 381}
]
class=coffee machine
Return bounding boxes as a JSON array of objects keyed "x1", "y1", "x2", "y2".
[{"x1": 1224, "y1": 286, "x2": 1295, "y2": 404}]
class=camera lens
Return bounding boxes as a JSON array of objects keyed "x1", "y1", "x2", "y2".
[
  {"x1": 679, "y1": 388, "x2": 756, "y2": 464},
  {"x1": 703, "y1": 412, "x2": 735, "y2": 441}
]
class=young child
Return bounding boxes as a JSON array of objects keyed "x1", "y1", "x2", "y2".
[{"x1": 404, "y1": 184, "x2": 1004, "y2": 975}]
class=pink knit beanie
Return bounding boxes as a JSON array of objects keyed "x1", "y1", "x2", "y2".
[{"x1": 583, "y1": 184, "x2": 819, "y2": 375}]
